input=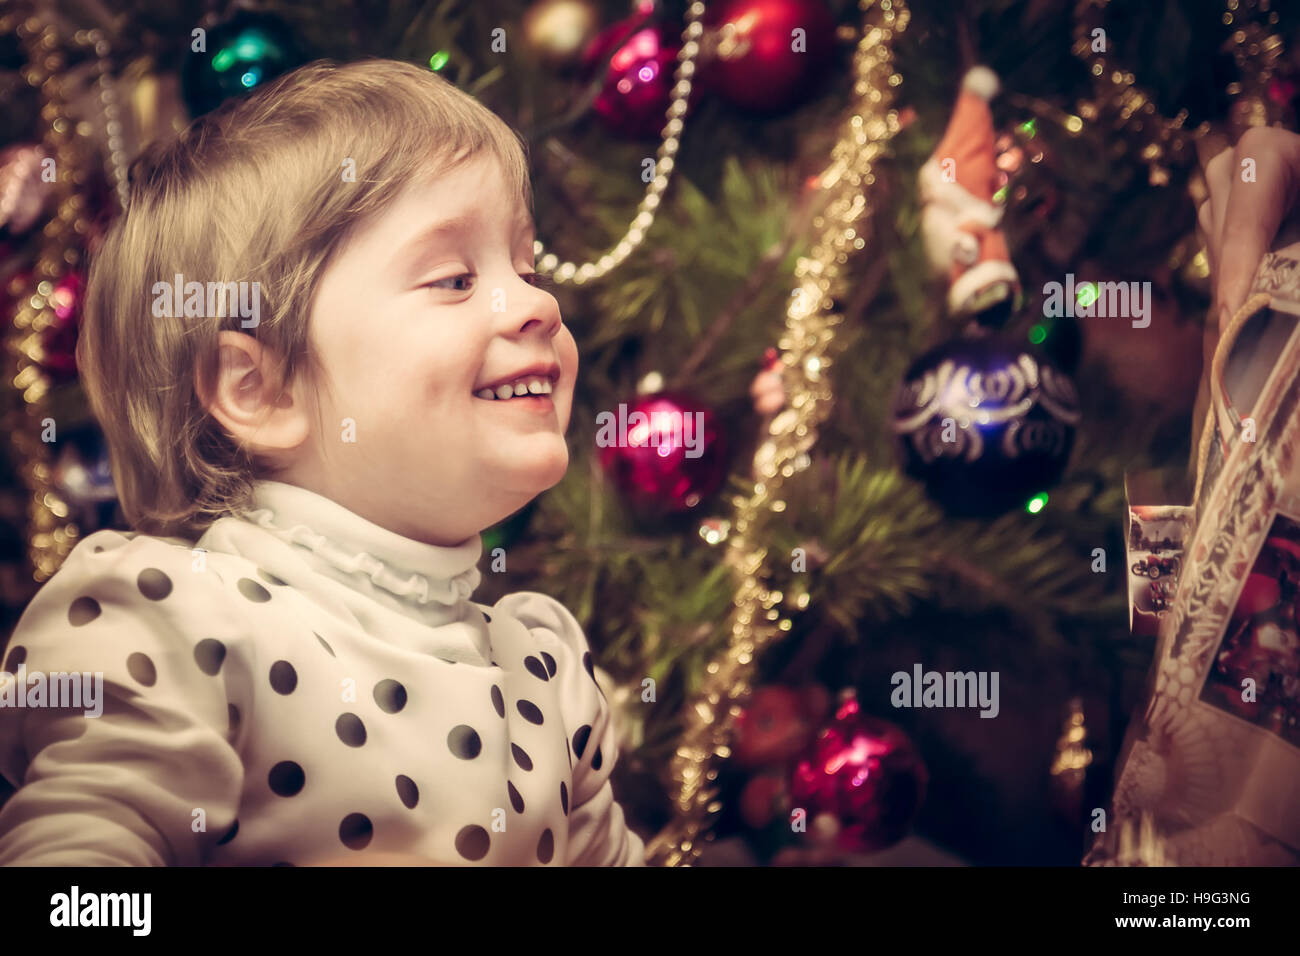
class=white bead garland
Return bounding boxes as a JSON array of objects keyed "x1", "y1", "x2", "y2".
[{"x1": 534, "y1": 1, "x2": 707, "y2": 285}]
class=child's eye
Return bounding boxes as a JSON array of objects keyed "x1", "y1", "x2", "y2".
[{"x1": 425, "y1": 273, "x2": 477, "y2": 292}]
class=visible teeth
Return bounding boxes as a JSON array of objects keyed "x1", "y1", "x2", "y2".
[{"x1": 475, "y1": 376, "x2": 554, "y2": 400}]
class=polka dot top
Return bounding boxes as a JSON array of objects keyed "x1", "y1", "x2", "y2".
[{"x1": 0, "y1": 479, "x2": 646, "y2": 866}]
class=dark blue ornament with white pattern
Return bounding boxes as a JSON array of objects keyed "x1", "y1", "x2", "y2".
[{"x1": 891, "y1": 332, "x2": 1081, "y2": 517}]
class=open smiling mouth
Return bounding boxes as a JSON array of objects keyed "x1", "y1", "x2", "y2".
[{"x1": 473, "y1": 374, "x2": 556, "y2": 407}]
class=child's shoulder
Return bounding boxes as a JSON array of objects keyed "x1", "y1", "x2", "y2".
[
  {"x1": 490, "y1": 591, "x2": 592, "y2": 657},
  {"x1": 51, "y1": 528, "x2": 214, "y2": 592},
  {"x1": 9, "y1": 529, "x2": 251, "y2": 655},
  {"x1": 492, "y1": 590, "x2": 579, "y2": 630},
  {"x1": 52, "y1": 527, "x2": 272, "y2": 592}
]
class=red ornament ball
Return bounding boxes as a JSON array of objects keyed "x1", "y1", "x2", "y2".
[
  {"x1": 733, "y1": 684, "x2": 827, "y2": 769},
  {"x1": 702, "y1": 0, "x2": 837, "y2": 113},
  {"x1": 581, "y1": 16, "x2": 682, "y2": 139},
  {"x1": 596, "y1": 392, "x2": 729, "y2": 515},
  {"x1": 789, "y1": 693, "x2": 927, "y2": 854}
]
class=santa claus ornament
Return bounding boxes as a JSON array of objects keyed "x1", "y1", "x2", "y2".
[
  {"x1": 917, "y1": 67, "x2": 1020, "y2": 317},
  {"x1": 895, "y1": 66, "x2": 1081, "y2": 516}
]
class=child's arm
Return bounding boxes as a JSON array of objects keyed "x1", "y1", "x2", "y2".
[
  {"x1": 0, "y1": 534, "x2": 245, "y2": 865},
  {"x1": 494, "y1": 592, "x2": 647, "y2": 867}
]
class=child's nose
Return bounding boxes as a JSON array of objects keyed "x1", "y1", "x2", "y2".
[{"x1": 511, "y1": 283, "x2": 563, "y2": 339}]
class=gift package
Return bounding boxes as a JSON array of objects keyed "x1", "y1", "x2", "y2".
[{"x1": 1088, "y1": 239, "x2": 1300, "y2": 866}]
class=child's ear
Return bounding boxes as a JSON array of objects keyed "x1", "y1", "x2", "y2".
[{"x1": 198, "y1": 331, "x2": 310, "y2": 456}]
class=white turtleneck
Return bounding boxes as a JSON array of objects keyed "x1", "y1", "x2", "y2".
[{"x1": 0, "y1": 480, "x2": 645, "y2": 866}]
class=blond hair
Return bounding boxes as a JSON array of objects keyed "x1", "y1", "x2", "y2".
[{"x1": 77, "y1": 59, "x2": 531, "y2": 539}]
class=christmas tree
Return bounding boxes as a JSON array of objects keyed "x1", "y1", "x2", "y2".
[{"x1": 2, "y1": 0, "x2": 1296, "y2": 865}]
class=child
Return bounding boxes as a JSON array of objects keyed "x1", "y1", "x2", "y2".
[{"x1": 0, "y1": 58, "x2": 645, "y2": 866}]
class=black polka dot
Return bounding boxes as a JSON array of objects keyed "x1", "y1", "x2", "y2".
[
  {"x1": 593, "y1": 746, "x2": 603, "y2": 771},
  {"x1": 92, "y1": 545, "x2": 103, "y2": 553},
  {"x1": 537, "y1": 828, "x2": 554, "y2": 864},
  {"x1": 237, "y1": 578, "x2": 271, "y2": 603},
  {"x1": 490, "y1": 685, "x2": 505, "y2": 718},
  {"x1": 315, "y1": 633, "x2": 335, "y2": 657},
  {"x1": 583, "y1": 651, "x2": 595, "y2": 680},
  {"x1": 4, "y1": 645, "x2": 26, "y2": 672},
  {"x1": 136, "y1": 568, "x2": 172, "y2": 601},
  {"x1": 268, "y1": 761, "x2": 305, "y2": 797},
  {"x1": 560, "y1": 781, "x2": 568, "y2": 815},
  {"x1": 511, "y1": 743, "x2": 533, "y2": 772},
  {"x1": 127, "y1": 652, "x2": 156, "y2": 686},
  {"x1": 257, "y1": 568, "x2": 287, "y2": 586},
  {"x1": 336, "y1": 713, "x2": 366, "y2": 747},
  {"x1": 573, "y1": 724, "x2": 592, "y2": 760},
  {"x1": 455, "y1": 825, "x2": 490, "y2": 861},
  {"x1": 448, "y1": 725, "x2": 481, "y2": 760},
  {"x1": 217, "y1": 820, "x2": 239, "y2": 845},
  {"x1": 228, "y1": 703, "x2": 241, "y2": 737},
  {"x1": 516, "y1": 700, "x2": 544, "y2": 725},
  {"x1": 482, "y1": 611, "x2": 492, "y2": 623},
  {"x1": 396, "y1": 775, "x2": 419, "y2": 809},
  {"x1": 541, "y1": 652, "x2": 557, "y2": 677},
  {"x1": 269, "y1": 661, "x2": 297, "y2": 694},
  {"x1": 524, "y1": 656, "x2": 549, "y2": 681},
  {"x1": 68, "y1": 596, "x2": 100, "y2": 626},
  {"x1": 194, "y1": 639, "x2": 226, "y2": 676},
  {"x1": 339, "y1": 813, "x2": 372, "y2": 851},
  {"x1": 566, "y1": 738, "x2": 572, "y2": 769},
  {"x1": 507, "y1": 781, "x2": 524, "y2": 813},
  {"x1": 374, "y1": 679, "x2": 406, "y2": 713},
  {"x1": 438, "y1": 657, "x2": 458, "y2": 665}
]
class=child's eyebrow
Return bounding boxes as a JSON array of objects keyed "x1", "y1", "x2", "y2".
[
  {"x1": 396, "y1": 213, "x2": 535, "y2": 281},
  {"x1": 394, "y1": 214, "x2": 475, "y2": 281}
]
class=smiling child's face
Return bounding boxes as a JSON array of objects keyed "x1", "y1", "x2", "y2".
[{"x1": 281, "y1": 154, "x2": 578, "y2": 546}]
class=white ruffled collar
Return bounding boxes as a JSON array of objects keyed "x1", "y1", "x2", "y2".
[{"x1": 241, "y1": 480, "x2": 483, "y2": 609}]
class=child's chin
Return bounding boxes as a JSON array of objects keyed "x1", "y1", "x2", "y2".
[
  {"x1": 508, "y1": 447, "x2": 569, "y2": 493},
  {"x1": 534, "y1": 449, "x2": 570, "y2": 489}
]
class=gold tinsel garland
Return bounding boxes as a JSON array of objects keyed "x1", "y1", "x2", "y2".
[
  {"x1": 1057, "y1": 0, "x2": 1285, "y2": 185},
  {"x1": 3, "y1": 7, "x2": 105, "y2": 582},
  {"x1": 645, "y1": 0, "x2": 910, "y2": 867},
  {"x1": 1072, "y1": 0, "x2": 1205, "y2": 186},
  {"x1": 1220, "y1": 0, "x2": 1286, "y2": 134}
]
